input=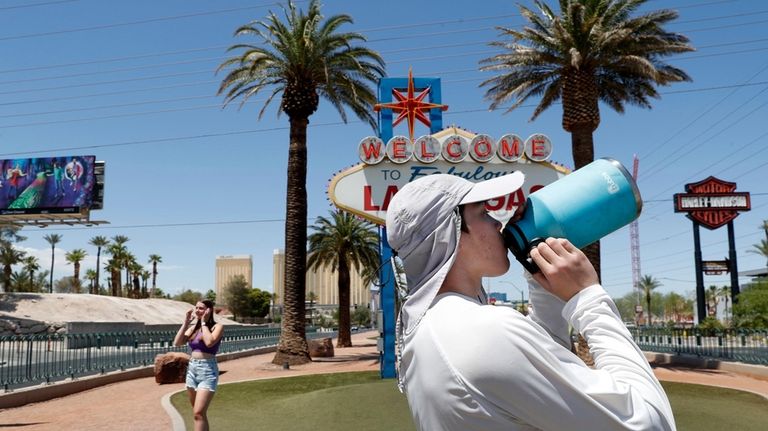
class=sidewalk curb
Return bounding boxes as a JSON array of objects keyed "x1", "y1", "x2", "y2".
[
  {"x1": 644, "y1": 351, "x2": 768, "y2": 381},
  {"x1": 161, "y1": 390, "x2": 187, "y2": 431}
]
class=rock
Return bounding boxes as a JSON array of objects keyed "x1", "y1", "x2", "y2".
[
  {"x1": 308, "y1": 337, "x2": 334, "y2": 358},
  {"x1": 154, "y1": 352, "x2": 190, "y2": 384}
]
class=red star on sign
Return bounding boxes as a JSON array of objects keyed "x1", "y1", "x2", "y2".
[{"x1": 374, "y1": 68, "x2": 448, "y2": 142}]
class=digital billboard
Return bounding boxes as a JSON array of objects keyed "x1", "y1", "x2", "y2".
[{"x1": 0, "y1": 155, "x2": 98, "y2": 215}]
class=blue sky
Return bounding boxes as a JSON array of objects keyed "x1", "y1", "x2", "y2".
[{"x1": 2, "y1": 0, "x2": 766, "y2": 303}]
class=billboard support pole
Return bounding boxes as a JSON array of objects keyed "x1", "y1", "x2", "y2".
[
  {"x1": 727, "y1": 220, "x2": 740, "y2": 304},
  {"x1": 692, "y1": 221, "x2": 706, "y2": 323}
]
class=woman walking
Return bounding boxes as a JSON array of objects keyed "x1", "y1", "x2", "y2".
[{"x1": 174, "y1": 300, "x2": 223, "y2": 431}]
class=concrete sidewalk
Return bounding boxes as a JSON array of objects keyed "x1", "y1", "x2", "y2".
[{"x1": 1, "y1": 330, "x2": 766, "y2": 431}]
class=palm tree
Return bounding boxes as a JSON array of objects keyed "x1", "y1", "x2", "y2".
[
  {"x1": 65, "y1": 249, "x2": 88, "y2": 293},
  {"x1": 480, "y1": 0, "x2": 693, "y2": 276},
  {"x1": 706, "y1": 285, "x2": 721, "y2": 319},
  {"x1": 43, "y1": 233, "x2": 62, "y2": 293},
  {"x1": 148, "y1": 254, "x2": 162, "y2": 297},
  {"x1": 140, "y1": 269, "x2": 151, "y2": 298},
  {"x1": 88, "y1": 236, "x2": 109, "y2": 295},
  {"x1": 84, "y1": 268, "x2": 98, "y2": 294},
  {"x1": 105, "y1": 243, "x2": 126, "y2": 296},
  {"x1": 217, "y1": 0, "x2": 384, "y2": 365},
  {"x1": 748, "y1": 221, "x2": 768, "y2": 266},
  {"x1": 638, "y1": 275, "x2": 661, "y2": 326},
  {"x1": 129, "y1": 261, "x2": 143, "y2": 298},
  {"x1": 0, "y1": 243, "x2": 26, "y2": 292},
  {"x1": 23, "y1": 255, "x2": 40, "y2": 292},
  {"x1": 307, "y1": 210, "x2": 380, "y2": 347}
]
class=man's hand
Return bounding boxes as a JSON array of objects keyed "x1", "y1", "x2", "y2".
[{"x1": 529, "y1": 238, "x2": 599, "y2": 302}]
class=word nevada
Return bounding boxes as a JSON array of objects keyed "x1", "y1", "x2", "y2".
[{"x1": 359, "y1": 133, "x2": 552, "y2": 165}]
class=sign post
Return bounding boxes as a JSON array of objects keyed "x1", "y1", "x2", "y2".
[{"x1": 674, "y1": 176, "x2": 750, "y2": 323}]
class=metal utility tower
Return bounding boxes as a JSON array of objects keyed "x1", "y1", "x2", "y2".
[{"x1": 630, "y1": 156, "x2": 642, "y2": 311}]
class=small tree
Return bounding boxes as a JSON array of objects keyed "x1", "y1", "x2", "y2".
[
  {"x1": 732, "y1": 280, "x2": 768, "y2": 328},
  {"x1": 205, "y1": 289, "x2": 217, "y2": 302},
  {"x1": 175, "y1": 289, "x2": 203, "y2": 305},
  {"x1": 352, "y1": 306, "x2": 371, "y2": 328},
  {"x1": 222, "y1": 275, "x2": 251, "y2": 320},
  {"x1": 249, "y1": 288, "x2": 272, "y2": 318}
]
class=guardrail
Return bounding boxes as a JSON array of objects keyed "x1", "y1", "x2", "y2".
[
  {"x1": 0, "y1": 326, "x2": 334, "y2": 392},
  {"x1": 631, "y1": 328, "x2": 768, "y2": 366}
]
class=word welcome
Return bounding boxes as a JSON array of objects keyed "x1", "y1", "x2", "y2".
[{"x1": 359, "y1": 133, "x2": 552, "y2": 165}]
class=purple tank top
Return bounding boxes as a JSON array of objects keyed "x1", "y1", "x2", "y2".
[{"x1": 188, "y1": 327, "x2": 221, "y2": 355}]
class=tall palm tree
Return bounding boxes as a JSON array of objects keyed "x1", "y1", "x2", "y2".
[
  {"x1": 480, "y1": 0, "x2": 693, "y2": 276},
  {"x1": 88, "y1": 236, "x2": 110, "y2": 295},
  {"x1": 148, "y1": 254, "x2": 162, "y2": 298},
  {"x1": 105, "y1": 243, "x2": 126, "y2": 296},
  {"x1": 85, "y1": 268, "x2": 98, "y2": 294},
  {"x1": 23, "y1": 255, "x2": 40, "y2": 292},
  {"x1": 749, "y1": 221, "x2": 768, "y2": 266},
  {"x1": 65, "y1": 249, "x2": 88, "y2": 293},
  {"x1": 218, "y1": 0, "x2": 384, "y2": 365},
  {"x1": 0, "y1": 243, "x2": 26, "y2": 292},
  {"x1": 43, "y1": 233, "x2": 62, "y2": 293},
  {"x1": 307, "y1": 210, "x2": 380, "y2": 347},
  {"x1": 129, "y1": 261, "x2": 143, "y2": 298},
  {"x1": 140, "y1": 269, "x2": 151, "y2": 298},
  {"x1": 638, "y1": 275, "x2": 661, "y2": 325}
]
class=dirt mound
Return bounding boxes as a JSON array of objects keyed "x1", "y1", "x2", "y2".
[{"x1": 0, "y1": 292, "x2": 237, "y2": 325}]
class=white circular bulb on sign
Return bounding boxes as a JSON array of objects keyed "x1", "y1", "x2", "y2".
[
  {"x1": 469, "y1": 134, "x2": 496, "y2": 163},
  {"x1": 358, "y1": 136, "x2": 385, "y2": 164},
  {"x1": 413, "y1": 135, "x2": 440, "y2": 163},
  {"x1": 386, "y1": 136, "x2": 413, "y2": 164},
  {"x1": 524, "y1": 133, "x2": 552, "y2": 162},
  {"x1": 496, "y1": 133, "x2": 524, "y2": 162},
  {"x1": 441, "y1": 134, "x2": 468, "y2": 163}
]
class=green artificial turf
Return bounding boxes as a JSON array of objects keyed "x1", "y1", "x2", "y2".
[
  {"x1": 662, "y1": 381, "x2": 768, "y2": 430},
  {"x1": 171, "y1": 371, "x2": 416, "y2": 431},
  {"x1": 171, "y1": 371, "x2": 768, "y2": 431}
]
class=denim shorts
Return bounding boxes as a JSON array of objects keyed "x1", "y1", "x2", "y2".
[{"x1": 185, "y1": 358, "x2": 219, "y2": 392}]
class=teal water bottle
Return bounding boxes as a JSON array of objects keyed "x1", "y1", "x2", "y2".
[{"x1": 502, "y1": 158, "x2": 642, "y2": 273}]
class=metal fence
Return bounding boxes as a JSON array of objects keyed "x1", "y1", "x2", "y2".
[
  {"x1": 0, "y1": 326, "x2": 334, "y2": 392},
  {"x1": 631, "y1": 328, "x2": 768, "y2": 366}
]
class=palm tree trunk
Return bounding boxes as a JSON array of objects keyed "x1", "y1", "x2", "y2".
[
  {"x1": 337, "y1": 256, "x2": 352, "y2": 348},
  {"x1": 273, "y1": 116, "x2": 311, "y2": 366},
  {"x1": 94, "y1": 248, "x2": 101, "y2": 295},
  {"x1": 646, "y1": 294, "x2": 652, "y2": 326},
  {"x1": 74, "y1": 262, "x2": 81, "y2": 293},
  {"x1": 49, "y1": 246, "x2": 55, "y2": 293},
  {"x1": 151, "y1": 263, "x2": 157, "y2": 298}
]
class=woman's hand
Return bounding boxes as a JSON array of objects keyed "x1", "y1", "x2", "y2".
[
  {"x1": 185, "y1": 308, "x2": 194, "y2": 323},
  {"x1": 203, "y1": 307, "x2": 211, "y2": 321}
]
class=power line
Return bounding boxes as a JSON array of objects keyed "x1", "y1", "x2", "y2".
[
  {"x1": 0, "y1": 2, "x2": 285, "y2": 42},
  {"x1": 1, "y1": 74, "x2": 766, "y2": 130},
  {"x1": 0, "y1": 0, "x2": 80, "y2": 11}
]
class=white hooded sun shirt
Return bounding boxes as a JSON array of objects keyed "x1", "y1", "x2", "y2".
[{"x1": 386, "y1": 173, "x2": 675, "y2": 431}]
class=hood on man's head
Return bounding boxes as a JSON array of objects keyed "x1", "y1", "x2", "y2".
[{"x1": 385, "y1": 171, "x2": 524, "y2": 334}]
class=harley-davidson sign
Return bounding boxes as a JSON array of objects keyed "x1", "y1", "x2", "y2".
[{"x1": 674, "y1": 176, "x2": 750, "y2": 229}]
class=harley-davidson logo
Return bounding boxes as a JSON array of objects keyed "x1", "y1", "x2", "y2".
[{"x1": 673, "y1": 177, "x2": 751, "y2": 230}]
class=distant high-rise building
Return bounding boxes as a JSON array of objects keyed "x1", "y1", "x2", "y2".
[
  {"x1": 272, "y1": 249, "x2": 370, "y2": 308},
  {"x1": 215, "y1": 255, "x2": 253, "y2": 302}
]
